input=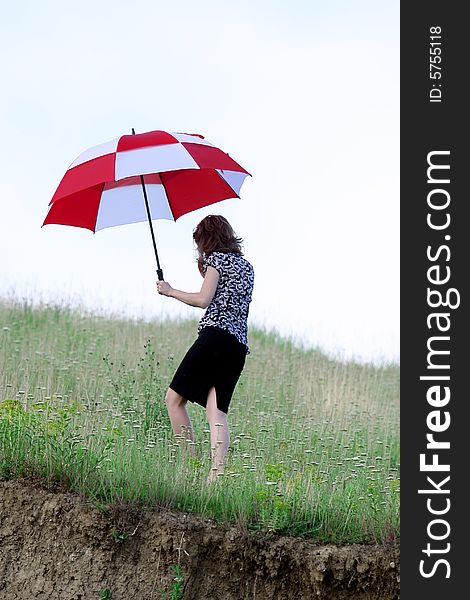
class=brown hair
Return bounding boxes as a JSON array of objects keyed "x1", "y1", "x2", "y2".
[{"x1": 193, "y1": 215, "x2": 243, "y2": 275}]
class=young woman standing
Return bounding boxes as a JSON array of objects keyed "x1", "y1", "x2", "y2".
[{"x1": 156, "y1": 215, "x2": 254, "y2": 483}]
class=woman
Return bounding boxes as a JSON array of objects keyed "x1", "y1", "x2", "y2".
[{"x1": 156, "y1": 215, "x2": 254, "y2": 484}]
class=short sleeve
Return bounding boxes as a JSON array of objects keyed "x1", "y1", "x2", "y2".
[{"x1": 204, "y1": 252, "x2": 223, "y2": 275}]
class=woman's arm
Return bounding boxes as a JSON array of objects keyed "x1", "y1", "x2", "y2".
[{"x1": 156, "y1": 266, "x2": 219, "y2": 309}]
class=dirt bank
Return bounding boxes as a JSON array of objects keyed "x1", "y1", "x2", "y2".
[{"x1": 0, "y1": 477, "x2": 399, "y2": 599}]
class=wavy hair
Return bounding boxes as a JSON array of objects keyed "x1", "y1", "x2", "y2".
[{"x1": 193, "y1": 215, "x2": 243, "y2": 275}]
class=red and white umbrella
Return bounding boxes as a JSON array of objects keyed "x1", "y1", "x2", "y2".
[{"x1": 43, "y1": 129, "x2": 251, "y2": 279}]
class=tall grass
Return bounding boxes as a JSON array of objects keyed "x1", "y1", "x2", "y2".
[{"x1": 0, "y1": 298, "x2": 399, "y2": 543}]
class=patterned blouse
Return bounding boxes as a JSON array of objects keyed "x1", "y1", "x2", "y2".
[{"x1": 198, "y1": 251, "x2": 255, "y2": 352}]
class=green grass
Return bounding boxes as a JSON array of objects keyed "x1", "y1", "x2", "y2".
[{"x1": 0, "y1": 298, "x2": 399, "y2": 543}]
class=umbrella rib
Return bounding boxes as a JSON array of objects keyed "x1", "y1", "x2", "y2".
[
  {"x1": 159, "y1": 171, "x2": 175, "y2": 220},
  {"x1": 214, "y1": 169, "x2": 240, "y2": 198},
  {"x1": 92, "y1": 182, "x2": 106, "y2": 233}
]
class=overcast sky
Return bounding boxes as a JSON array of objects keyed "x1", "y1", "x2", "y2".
[{"x1": 0, "y1": 0, "x2": 399, "y2": 364}]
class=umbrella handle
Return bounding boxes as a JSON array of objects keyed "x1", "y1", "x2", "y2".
[{"x1": 157, "y1": 268, "x2": 164, "y2": 281}]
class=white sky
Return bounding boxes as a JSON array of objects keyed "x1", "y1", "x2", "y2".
[{"x1": 0, "y1": 0, "x2": 399, "y2": 364}]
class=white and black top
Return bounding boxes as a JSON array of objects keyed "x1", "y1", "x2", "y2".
[{"x1": 198, "y1": 251, "x2": 255, "y2": 352}]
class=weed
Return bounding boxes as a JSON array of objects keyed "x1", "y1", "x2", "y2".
[
  {"x1": 169, "y1": 564, "x2": 185, "y2": 600},
  {"x1": 111, "y1": 529, "x2": 129, "y2": 543}
]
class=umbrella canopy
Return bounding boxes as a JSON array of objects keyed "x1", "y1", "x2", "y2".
[{"x1": 43, "y1": 130, "x2": 251, "y2": 232}]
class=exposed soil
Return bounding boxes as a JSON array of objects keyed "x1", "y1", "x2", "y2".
[{"x1": 0, "y1": 477, "x2": 399, "y2": 599}]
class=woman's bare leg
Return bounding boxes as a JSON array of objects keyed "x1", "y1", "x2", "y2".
[
  {"x1": 205, "y1": 387, "x2": 229, "y2": 483},
  {"x1": 165, "y1": 388, "x2": 195, "y2": 453}
]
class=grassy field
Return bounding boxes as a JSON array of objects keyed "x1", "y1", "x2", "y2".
[{"x1": 0, "y1": 298, "x2": 399, "y2": 543}]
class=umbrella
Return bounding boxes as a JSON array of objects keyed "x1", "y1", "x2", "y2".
[{"x1": 42, "y1": 129, "x2": 251, "y2": 280}]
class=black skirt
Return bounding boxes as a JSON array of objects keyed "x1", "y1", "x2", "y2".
[{"x1": 169, "y1": 326, "x2": 247, "y2": 414}]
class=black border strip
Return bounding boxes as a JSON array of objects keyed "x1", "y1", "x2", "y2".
[{"x1": 401, "y1": 3, "x2": 467, "y2": 597}]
